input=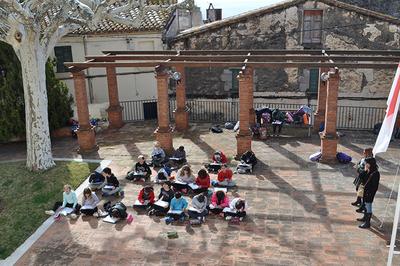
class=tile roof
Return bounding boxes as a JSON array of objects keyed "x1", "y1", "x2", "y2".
[
  {"x1": 174, "y1": 0, "x2": 400, "y2": 41},
  {"x1": 70, "y1": 1, "x2": 176, "y2": 35}
]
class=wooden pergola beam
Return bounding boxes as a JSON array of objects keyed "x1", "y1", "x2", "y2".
[
  {"x1": 65, "y1": 61, "x2": 399, "y2": 70},
  {"x1": 102, "y1": 50, "x2": 400, "y2": 56},
  {"x1": 85, "y1": 54, "x2": 400, "y2": 62}
]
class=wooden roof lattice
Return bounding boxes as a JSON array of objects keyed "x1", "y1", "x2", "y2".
[{"x1": 65, "y1": 50, "x2": 400, "y2": 72}]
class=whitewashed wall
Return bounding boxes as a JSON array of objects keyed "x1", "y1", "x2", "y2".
[{"x1": 52, "y1": 32, "x2": 163, "y2": 108}]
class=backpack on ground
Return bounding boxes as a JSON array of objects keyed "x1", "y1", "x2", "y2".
[
  {"x1": 225, "y1": 122, "x2": 235, "y2": 130},
  {"x1": 309, "y1": 152, "x2": 322, "y2": 162},
  {"x1": 210, "y1": 125, "x2": 223, "y2": 133},
  {"x1": 240, "y1": 150, "x2": 257, "y2": 166},
  {"x1": 336, "y1": 152, "x2": 352, "y2": 164}
]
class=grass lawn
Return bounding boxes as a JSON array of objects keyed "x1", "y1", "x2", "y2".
[{"x1": 0, "y1": 161, "x2": 98, "y2": 259}]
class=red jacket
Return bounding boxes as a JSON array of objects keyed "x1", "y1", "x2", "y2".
[
  {"x1": 211, "y1": 192, "x2": 230, "y2": 208},
  {"x1": 212, "y1": 152, "x2": 228, "y2": 164},
  {"x1": 217, "y1": 168, "x2": 233, "y2": 182},
  {"x1": 138, "y1": 189, "x2": 155, "y2": 204},
  {"x1": 196, "y1": 175, "x2": 210, "y2": 188}
]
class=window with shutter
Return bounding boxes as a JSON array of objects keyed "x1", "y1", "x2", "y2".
[
  {"x1": 309, "y1": 69, "x2": 319, "y2": 95},
  {"x1": 303, "y1": 10, "x2": 323, "y2": 44},
  {"x1": 231, "y1": 69, "x2": 240, "y2": 97},
  {"x1": 54, "y1": 46, "x2": 73, "y2": 73}
]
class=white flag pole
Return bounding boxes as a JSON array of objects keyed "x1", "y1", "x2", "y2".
[{"x1": 387, "y1": 181, "x2": 400, "y2": 266}]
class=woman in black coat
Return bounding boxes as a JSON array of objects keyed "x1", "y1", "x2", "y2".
[{"x1": 357, "y1": 157, "x2": 380, "y2": 229}]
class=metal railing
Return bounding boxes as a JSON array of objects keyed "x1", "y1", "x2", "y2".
[{"x1": 120, "y1": 99, "x2": 386, "y2": 131}]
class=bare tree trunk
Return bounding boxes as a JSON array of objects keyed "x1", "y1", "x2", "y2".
[{"x1": 16, "y1": 40, "x2": 55, "y2": 171}]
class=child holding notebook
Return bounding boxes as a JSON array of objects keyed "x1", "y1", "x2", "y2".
[
  {"x1": 165, "y1": 192, "x2": 188, "y2": 224},
  {"x1": 45, "y1": 184, "x2": 81, "y2": 219}
]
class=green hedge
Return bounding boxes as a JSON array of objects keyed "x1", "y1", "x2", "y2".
[{"x1": 0, "y1": 43, "x2": 73, "y2": 142}]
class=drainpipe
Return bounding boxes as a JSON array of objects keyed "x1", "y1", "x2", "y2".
[{"x1": 83, "y1": 35, "x2": 94, "y2": 103}]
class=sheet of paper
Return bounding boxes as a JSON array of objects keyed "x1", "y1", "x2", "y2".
[
  {"x1": 188, "y1": 207, "x2": 201, "y2": 213},
  {"x1": 272, "y1": 121, "x2": 283, "y2": 125},
  {"x1": 168, "y1": 210, "x2": 183, "y2": 215},
  {"x1": 154, "y1": 200, "x2": 169, "y2": 208},
  {"x1": 134, "y1": 200, "x2": 144, "y2": 206},
  {"x1": 174, "y1": 180, "x2": 186, "y2": 185},
  {"x1": 213, "y1": 187, "x2": 227, "y2": 193},
  {"x1": 81, "y1": 205, "x2": 93, "y2": 210},
  {"x1": 104, "y1": 185, "x2": 114, "y2": 190},
  {"x1": 59, "y1": 207, "x2": 74, "y2": 216},
  {"x1": 188, "y1": 183, "x2": 200, "y2": 190},
  {"x1": 103, "y1": 215, "x2": 119, "y2": 224}
]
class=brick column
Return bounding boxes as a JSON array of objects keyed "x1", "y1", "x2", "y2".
[
  {"x1": 106, "y1": 66, "x2": 124, "y2": 129},
  {"x1": 313, "y1": 67, "x2": 329, "y2": 132},
  {"x1": 320, "y1": 71, "x2": 340, "y2": 162},
  {"x1": 174, "y1": 65, "x2": 189, "y2": 131},
  {"x1": 154, "y1": 68, "x2": 173, "y2": 154},
  {"x1": 236, "y1": 69, "x2": 252, "y2": 157},
  {"x1": 247, "y1": 67, "x2": 256, "y2": 126},
  {"x1": 72, "y1": 71, "x2": 98, "y2": 154}
]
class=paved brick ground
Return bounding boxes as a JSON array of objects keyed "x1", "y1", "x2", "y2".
[{"x1": 3, "y1": 122, "x2": 400, "y2": 266}]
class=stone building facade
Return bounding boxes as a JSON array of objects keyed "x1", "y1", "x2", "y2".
[{"x1": 169, "y1": 0, "x2": 400, "y2": 107}]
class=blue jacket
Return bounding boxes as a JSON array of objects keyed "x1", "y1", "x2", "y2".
[{"x1": 170, "y1": 197, "x2": 188, "y2": 211}]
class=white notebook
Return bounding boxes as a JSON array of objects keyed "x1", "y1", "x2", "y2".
[
  {"x1": 58, "y1": 207, "x2": 74, "y2": 216},
  {"x1": 167, "y1": 210, "x2": 183, "y2": 215},
  {"x1": 154, "y1": 200, "x2": 169, "y2": 208},
  {"x1": 188, "y1": 183, "x2": 200, "y2": 190},
  {"x1": 103, "y1": 215, "x2": 119, "y2": 224}
]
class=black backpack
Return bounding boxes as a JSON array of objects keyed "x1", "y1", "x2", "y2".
[
  {"x1": 210, "y1": 125, "x2": 223, "y2": 133},
  {"x1": 241, "y1": 150, "x2": 257, "y2": 166}
]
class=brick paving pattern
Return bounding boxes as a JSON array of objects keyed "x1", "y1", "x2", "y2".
[{"x1": 2, "y1": 122, "x2": 399, "y2": 265}]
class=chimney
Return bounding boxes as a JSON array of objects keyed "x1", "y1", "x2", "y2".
[{"x1": 206, "y1": 3, "x2": 222, "y2": 23}]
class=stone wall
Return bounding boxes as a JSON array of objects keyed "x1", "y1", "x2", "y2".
[{"x1": 171, "y1": 1, "x2": 400, "y2": 102}]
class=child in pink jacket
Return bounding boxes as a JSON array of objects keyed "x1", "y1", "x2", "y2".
[{"x1": 209, "y1": 190, "x2": 230, "y2": 215}]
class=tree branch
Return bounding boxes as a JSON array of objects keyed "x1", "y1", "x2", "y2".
[
  {"x1": 0, "y1": 0, "x2": 33, "y2": 23},
  {"x1": 44, "y1": 24, "x2": 80, "y2": 58},
  {"x1": 108, "y1": 0, "x2": 138, "y2": 15}
]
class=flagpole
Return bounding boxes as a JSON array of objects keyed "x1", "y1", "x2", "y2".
[{"x1": 387, "y1": 180, "x2": 400, "y2": 266}]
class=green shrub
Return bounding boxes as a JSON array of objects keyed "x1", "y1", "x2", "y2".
[{"x1": 0, "y1": 43, "x2": 73, "y2": 142}]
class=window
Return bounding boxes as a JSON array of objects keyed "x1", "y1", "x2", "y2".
[
  {"x1": 54, "y1": 46, "x2": 73, "y2": 73},
  {"x1": 309, "y1": 69, "x2": 319, "y2": 94},
  {"x1": 231, "y1": 69, "x2": 240, "y2": 97},
  {"x1": 303, "y1": 10, "x2": 323, "y2": 44}
]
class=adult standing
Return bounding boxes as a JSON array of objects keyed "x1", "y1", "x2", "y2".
[
  {"x1": 357, "y1": 157, "x2": 380, "y2": 229},
  {"x1": 352, "y1": 148, "x2": 373, "y2": 208}
]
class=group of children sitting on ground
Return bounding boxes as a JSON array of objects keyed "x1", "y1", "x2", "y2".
[{"x1": 46, "y1": 141, "x2": 252, "y2": 224}]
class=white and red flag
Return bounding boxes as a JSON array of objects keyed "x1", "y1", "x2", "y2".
[{"x1": 373, "y1": 63, "x2": 400, "y2": 155}]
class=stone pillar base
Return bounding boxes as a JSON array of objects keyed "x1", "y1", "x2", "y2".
[
  {"x1": 236, "y1": 133, "x2": 252, "y2": 158},
  {"x1": 249, "y1": 108, "x2": 256, "y2": 126},
  {"x1": 77, "y1": 127, "x2": 98, "y2": 154},
  {"x1": 313, "y1": 113, "x2": 325, "y2": 133},
  {"x1": 320, "y1": 135, "x2": 338, "y2": 163},
  {"x1": 107, "y1": 105, "x2": 124, "y2": 129},
  {"x1": 175, "y1": 110, "x2": 189, "y2": 131},
  {"x1": 155, "y1": 127, "x2": 173, "y2": 155}
]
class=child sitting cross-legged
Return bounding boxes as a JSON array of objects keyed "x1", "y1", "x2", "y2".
[
  {"x1": 154, "y1": 165, "x2": 172, "y2": 183},
  {"x1": 216, "y1": 164, "x2": 236, "y2": 187},
  {"x1": 172, "y1": 165, "x2": 195, "y2": 194},
  {"x1": 209, "y1": 190, "x2": 230, "y2": 216},
  {"x1": 101, "y1": 167, "x2": 122, "y2": 197},
  {"x1": 151, "y1": 141, "x2": 167, "y2": 168},
  {"x1": 193, "y1": 168, "x2": 211, "y2": 194},
  {"x1": 148, "y1": 182, "x2": 175, "y2": 216},
  {"x1": 223, "y1": 198, "x2": 247, "y2": 221},
  {"x1": 45, "y1": 184, "x2": 81, "y2": 219},
  {"x1": 188, "y1": 193, "x2": 208, "y2": 223},
  {"x1": 126, "y1": 155, "x2": 152, "y2": 182},
  {"x1": 81, "y1": 188, "x2": 102, "y2": 217},
  {"x1": 165, "y1": 192, "x2": 188, "y2": 225},
  {"x1": 207, "y1": 151, "x2": 228, "y2": 173},
  {"x1": 133, "y1": 186, "x2": 155, "y2": 209}
]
